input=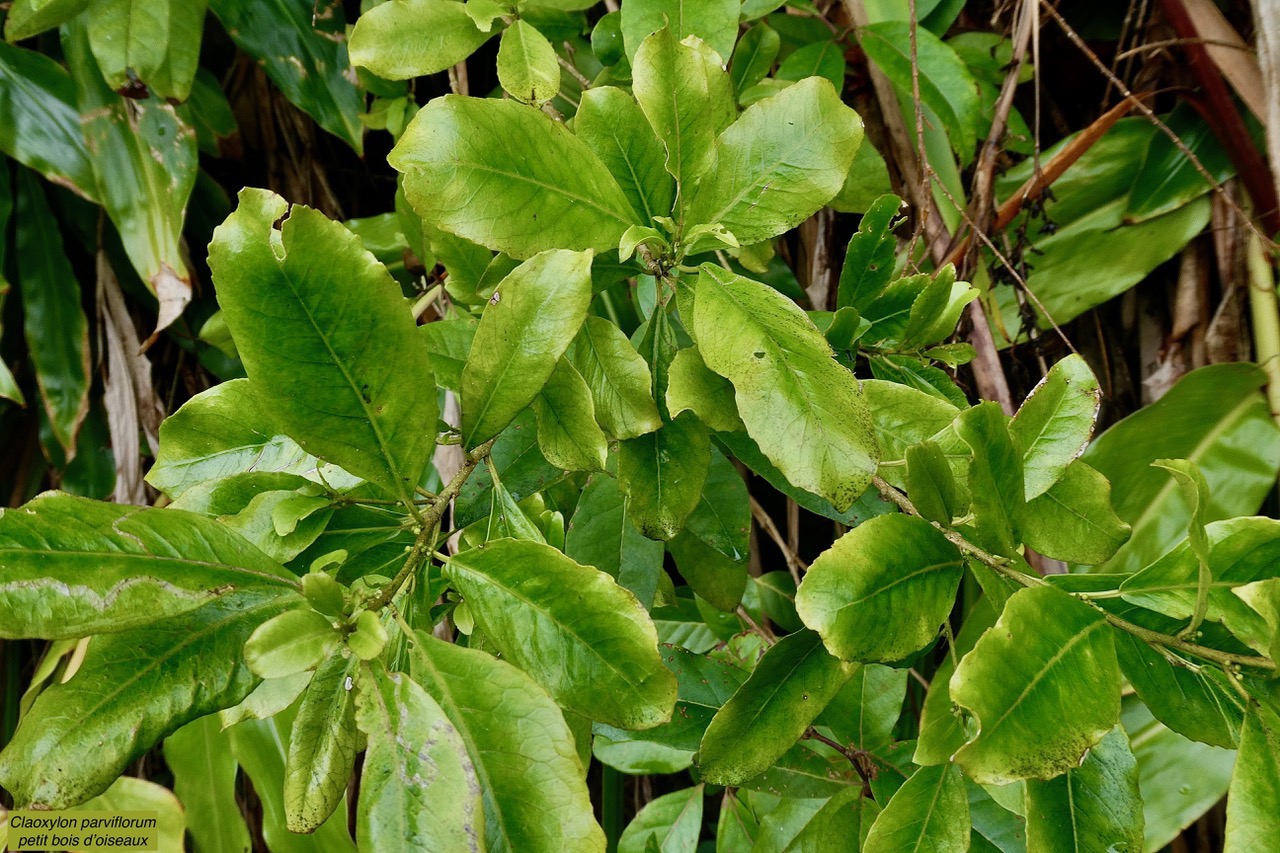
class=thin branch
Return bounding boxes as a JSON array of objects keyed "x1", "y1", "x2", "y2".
[{"x1": 750, "y1": 496, "x2": 808, "y2": 585}]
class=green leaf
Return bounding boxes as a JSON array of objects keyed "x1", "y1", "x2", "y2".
[
  {"x1": 354, "y1": 662, "x2": 483, "y2": 852},
  {"x1": 461, "y1": 249, "x2": 594, "y2": 447},
  {"x1": 1008, "y1": 354, "x2": 1100, "y2": 500},
  {"x1": 565, "y1": 473, "x2": 665, "y2": 608},
  {"x1": 951, "y1": 586, "x2": 1121, "y2": 785},
  {"x1": 957, "y1": 402, "x2": 1025, "y2": 559},
  {"x1": 837, "y1": 194, "x2": 904, "y2": 310},
  {"x1": 695, "y1": 265, "x2": 878, "y2": 512},
  {"x1": 698, "y1": 629, "x2": 855, "y2": 785},
  {"x1": 0, "y1": 40, "x2": 98, "y2": 200},
  {"x1": 666, "y1": 346, "x2": 744, "y2": 433},
  {"x1": 819, "y1": 663, "x2": 908, "y2": 753},
  {"x1": 830, "y1": 136, "x2": 894, "y2": 215},
  {"x1": 905, "y1": 441, "x2": 960, "y2": 525},
  {"x1": 621, "y1": 0, "x2": 739, "y2": 62},
  {"x1": 1020, "y1": 460, "x2": 1130, "y2": 565},
  {"x1": 567, "y1": 316, "x2": 663, "y2": 440},
  {"x1": 244, "y1": 609, "x2": 341, "y2": 679},
  {"x1": 0, "y1": 589, "x2": 298, "y2": 807},
  {"x1": 785, "y1": 788, "x2": 879, "y2": 852},
  {"x1": 87, "y1": 0, "x2": 206, "y2": 101},
  {"x1": 454, "y1": 408, "x2": 567, "y2": 529},
  {"x1": 797, "y1": 513, "x2": 963, "y2": 663},
  {"x1": 619, "y1": 415, "x2": 711, "y2": 541},
  {"x1": 684, "y1": 444, "x2": 750, "y2": 562},
  {"x1": 913, "y1": 598, "x2": 999, "y2": 767},
  {"x1": 497, "y1": 19, "x2": 559, "y2": 105},
  {"x1": 1024, "y1": 726, "x2": 1144, "y2": 853},
  {"x1": 863, "y1": 763, "x2": 970, "y2": 853},
  {"x1": 5, "y1": 0, "x2": 90, "y2": 41},
  {"x1": 349, "y1": 0, "x2": 492, "y2": 79},
  {"x1": 861, "y1": 379, "x2": 960, "y2": 480},
  {"x1": 631, "y1": 27, "x2": 735, "y2": 197},
  {"x1": 14, "y1": 169, "x2": 90, "y2": 455},
  {"x1": 409, "y1": 631, "x2": 606, "y2": 852},
  {"x1": 1083, "y1": 363, "x2": 1280, "y2": 573},
  {"x1": 68, "y1": 776, "x2": 187, "y2": 850},
  {"x1": 209, "y1": 0, "x2": 363, "y2": 151},
  {"x1": 0, "y1": 493, "x2": 298, "y2": 640},
  {"x1": 219, "y1": 488, "x2": 334, "y2": 564},
  {"x1": 686, "y1": 77, "x2": 863, "y2": 246},
  {"x1": 575, "y1": 85, "x2": 677, "y2": 226},
  {"x1": 777, "y1": 41, "x2": 845, "y2": 91},
  {"x1": 1224, "y1": 701, "x2": 1280, "y2": 852},
  {"x1": 446, "y1": 538, "x2": 677, "y2": 729},
  {"x1": 730, "y1": 23, "x2": 780, "y2": 96},
  {"x1": 165, "y1": 715, "x2": 253, "y2": 853},
  {"x1": 147, "y1": 379, "x2": 315, "y2": 498},
  {"x1": 285, "y1": 655, "x2": 361, "y2": 833},
  {"x1": 209, "y1": 188, "x2": 437, "y2": 505},
  {"x1": 392, "y1": 95, "x2": 636, "y2": 258},
  {"x1": 1125, "y1": 103, "x2": 1234, "y2": 223},
  {"x1": 618, "y1": 785, "x2": 704, "y2": 853},
  {"x1": 900, "y1": 266, "x2": 977, "y2": 349},
  {"x1": 858, "y1": 21, "x2": 980, "y2": 162},
  {"x1": 532, "y1": 358, "x2": 609, "y2": 473}
]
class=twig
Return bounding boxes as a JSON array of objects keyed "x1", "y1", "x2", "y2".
[
  {"x1": 737, "y1": 606, "x2": 778, "y2": 644},
  {"x1": 750, "y1": 496, "x2": 808, "y2": 586},
  {"x1": 804, "y1": 729, "x2": 876, "y2": 787},
  {"x1": 557, "y1": 49, "x2": 593, "y2": 90}
]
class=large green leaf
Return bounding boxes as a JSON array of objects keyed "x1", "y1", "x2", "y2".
[
  {"x1": 0, "y1": 493, "x2": 298, "y2": 640},
  {"x1": 863, "y1": 763, "x2": 970, "y2": 853},
  {"x1": 797, "y1": 513, "x2": 963, "y2": 663},
  {"x1": 665, "y1": 346, "x2": 744, "y2": 433},
  {"x1": 210, "y1": 188, "x2": 437, "y2": 505},
  {"x1": 348, "y1": 0, "x2": 493, "y2": 80},
  {"x1": 87, "y1": 0, "x2": 206, "y2": 101},
  {"x1": 698, "y1": 629, "x2": 855, "y2": 785},
  {"x1": 14, "y1": 169, "x2": 90, "y2": 456},
  {"x1": 1008, "y1": 354, "x2": 1100, "y2": 500},
  {"x1": 819, "y1": 663, "x2": 908, "y2": 753},
  {"x1": 446, "y1": 538, "x2": 677, "y2": 729},
  {"x1": 454, "y1": 408, "x2": 567, "y2": 529},
  {"x1": 0, "y1": 589, "x2": 299, "y2": 807},
  {"x1": 1020, "y1": 460, "x2": 1130, "y2": 565},
  {"x1": 1083, "y1": 364, "x2": 1280, "y2": 574},
  {"x1": 534, "y1": 358, "x2": 609, "y2": 472},
  {"x1": 461, "y1": 249, "x2": 593, "y2": 446},
  {"x1": 147, "y1": 379, "x2": 315, "y2": 498},
  {"x1": 686, "y1": 77, "x2": 863, "y2": 246},
  {"x1": 354, "y1": 662, "x2": 483, "y2": 852},
  {"x1": 164, "y1": 715, "x2": 253, "y2": 853},
  {"x1": 208, "y1": 0, "x2": 363, "y2": 151},
  {"x1": 1125, "y1": 103, "x2": 1234, "y2": 223},
  {"x1": 65, "y1": 20, "x2": 197, "y2": 332},
  {"x1": 618, "y1": 785, "x2": 704, "y2": 853},
  {"x1": 695, "y1": 265, "x2": 878, "y2": 511},
  {"x1": 621, "y1": 0, "x2": 739, "y2": 62},
  {"x1": 391, "y1": 95, "x2": 636, "y2": 258},
  {"x1": 618, "y1": 415, "x2": 711, "y2": 541},
  {"x1": 1024, "y1": 726, "x2": 1144, "y2": 852},
  {"x1": 631, "y1": 27, "x2": 735, "y2": 199},
  {"x1": 0, "y1": 40, "x2": 98, "y2": 199},
  {"x1": 409, "y1": 632, "x2": 606, "y2": 852},
  {"x1": 950, "y1": 586, "x2": 1121, "y2": 785},
  {"x1": 1224, "y1": 701, "x2": 1280, "y2": 852},
  {"x1": 285, "y1": 655, "x2": 361, "y2": 833},
  {"x1": 4, "y1": 0, "x2": 91, "y2": 41},
  {"x1": 567, "y1": 316, "x2": 663, "y2": 440},
  {"x1": 574, "y1": 86, "x2": 676, "y2": 226},
  {"x1": 565, "y1": 473, "x2": 665, "y2": 608}
]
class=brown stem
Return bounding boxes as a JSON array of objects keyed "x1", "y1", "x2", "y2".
[{"x1": 750, "y1": 496, "x2": 808, "y2": 586}]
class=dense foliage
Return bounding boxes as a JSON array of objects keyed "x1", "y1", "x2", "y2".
[{"x1": 2, "y1": 0, "x2": 1279, "y2": 851}]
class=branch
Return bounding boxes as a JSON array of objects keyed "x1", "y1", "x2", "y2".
[{"x1": 750, "y1": 496, "x2": 808, "y2": 586}]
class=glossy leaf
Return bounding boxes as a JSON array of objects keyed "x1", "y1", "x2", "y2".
[
  {"x1": 454, "y1": 408, "x2": 567, "y2": 529},
  {"x1": 244, "y1": 609, "x2": 341, "y2": 679},
  {"x1": 687, "y1": 77, "x2": 864, "y2": 246},
  {"x1": 392, "y1": 95, "x2": 636, "y2": 258},
  {"x1": 797, "y1": 513, "x2": 963, "y2": 663},
  {"x1": 349, "y1": 0, "x2": 492, "y2": 80},
  {"x1": 956, "y1": 401, "x2": 1025, "y2": 559},
  {"x1": 1024, "y1": 726, "x2": 1144, "y2": 853},
  {"x1": 699, "y1": 630, "x2": 855, "y2": 785},
  {"x1": 819, "y1": 663, "x2": 909, "y2": 753},
  {"x1": 619, "y1": 785, "x2": 704, "y2": 853},
  {"x1": 731, "y1": 23, "x2": 781, "y2": 97},
  {"x1": 1020, "y1": 460, "x2": 1130, "y2": 565},
  {"x1": 565, "y1": 473, "x2": 665, "y2": 608},
  {"x1": 695, "y1": 265, "x2": 878, "y2": 512},
  {"x1": 14, "y1": 169, "x2": 90, "y2": 455},
  {"x1": 951, "y1": 586, "x2": 1121, "y2": 785},
  {"x1": 618, "y1": 415, "x2": 711, "y2": 541},
  {"x1": 462, "y1": 249, "x2": 594, "y2": 447},
  {"x1": 354, "y1": 662, "x2": 483, "y2": 852},
  {"x1": 0, "y1": 493, "x2": 297, "y2": 640},
  {"x1": 210, "y1": 188, "x2": 437, "y2": 505},
  {"x1": 837, "y1": 194, "x2": 903, "y2": 311},
  {"x1": 285, "y1": 655, "x2": 361, "y2": 833},
  {"x1": 575, "y1": 85, "x2": 677, "y2": 226},
  {"x1": 631, "y1": 27, "x2": 735, "y2": 196},
  {"x1": 209, "y1": 0, "x2": 363, "y2": 151},
  {"x1": 666, "y1": 345, "x2": 744, "y2": 433},
  {"x1": 1008, "y1": 354, "x2": 1100, "y2": 499},
  {"x1": 863, "y1": 763, "x2": 970, "y2": 853},
  {"x1": 5, "y1": 0, "x2": 91, "y2": 41},
  {"x1": 567, "y1": 316, "x2": 663, "y2": 440},
  {"x1": 410, "y1": 631, "x2": 606, "y2": 852},
  {"x1": 87, "y1": 0, "x2": 207, "y2": 101},
  {"x1": 447, "y1": 538, "x2": 677, "y2": 729},
  {"x1": 1224, "y1": 701, "x2": 1280, "y2": 852},
  {"x1": 533, "y1": 358, "x2": 609, "y2": 472},
  {"x1": 621, "y1": 0, "x2": 739, "y2": 62},
  {"x1": 497, "y1": 19, "x2": 559, "y2": 105},
  {"x1": 1084, "y1": 364, "x2": 1280, "y2": 573},
  {"x1": 164, "y1": 715, "x2": 253, "y2": 853},
  {"x1": 0, "y1": 589, "x2": 298, "y2": 807}
]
